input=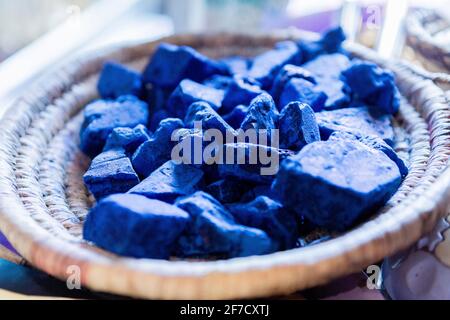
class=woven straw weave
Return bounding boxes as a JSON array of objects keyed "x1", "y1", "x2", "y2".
[{"x1": 0, "y1": 33, "x2": 449, "y2": 299}]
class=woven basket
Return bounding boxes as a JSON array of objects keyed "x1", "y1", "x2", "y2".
[
  {"x1": 406, "y1": 8, "x2": 450, "y2": 83},
  {"x1": 0, "y1": 33, "x2": 449, "y2": 299}
]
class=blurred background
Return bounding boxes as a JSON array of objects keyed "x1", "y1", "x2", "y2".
[{"x1": 1, "y1": 0, "x2": 450, "y2": 61}]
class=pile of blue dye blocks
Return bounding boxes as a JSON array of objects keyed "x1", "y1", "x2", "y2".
[{"x1": 80, "y1": 28, "x2": 407, "y2": 260}]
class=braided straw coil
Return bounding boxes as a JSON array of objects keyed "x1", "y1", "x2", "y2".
[
  {"x1": 406, "y1": 8, "x2": 450, "y2": 84},
  {"x1": 0, "y1": 33, "x2": 449, "y2": 299}
]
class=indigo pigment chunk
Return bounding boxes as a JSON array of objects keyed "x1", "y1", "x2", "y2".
[
  {"x1": 132, "y1": 118, "x2": 184, "y2": 177},
  {"x1": 103, "y1": 124, "x2": 150, "y2": 155},
  {"x1": 271, "y1": 64, "x2": 316, "y2": 105},
  {"x1": 220, "y1": 56, "x2": 250, "y2": 76},
  {"x1": 279, "y1": 102, "x2": 320, "y2": 149},
  {"x1": 167, "y1": 79, "x2": 224, "y2": 118},
  {"x1": 247, "y1": 41, "x2": 301, "y2": 89},
  {"x1": 129, "y1": 160, "x2": 204, "y2": 203},
  {"x1": 279, "y1": 78, "x2": 327, "y2": 112},
  {"x1": 97, "y1": 62, "x2": 143, "y2": 99},
  {"x1": 221, "y1": 77, "x2": 263, "y2": 113},
  {"x1": 315, "y1": 107, "x2": 395, "y2": 145},
  {"x1": 184, "y1": 101, "x2": 235, "y2": 136},
  {"x1": 272, "y1": 139, "x2": 402, "y2": 231},
  {"x1": 227, "y1": 196, "x2": 299, "y2": 250},
  {"x1": 329, "y1": 131, "x2": 408, "y2": 178},
  {"x1": 80, "y1": 95, "x2": 149, "y2": 158},
  {"x1": 297, "y1": 27, "x2": 347, "y2": 63},
  {"x1": 142, "y1": 43, "x2": 228, "y2": 89},
  {"x1": 83, "y1": 194, "x2": 190, "y2": 259},
  {"x1": 342, "y1": 61, "x2": 400, "y2": 115},
  {"x1": 302, "y1": 54, "x2": 352, "y2": 110},
  {"x1": 175, "y1": 191, "x2": 275, "y2": 258},
  {"x1": 240, "y1": 93, "x2": 279, "y2": 135},
  {"x1": 83, "y1": 149, "x2": 140, "y2": 200}
]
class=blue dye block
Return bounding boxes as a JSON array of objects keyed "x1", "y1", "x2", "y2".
[
  {"x1": 80, "y1": 96, "x2": 149, "y2": 158},
  {"x1": 184, "y1": 101, "x2": 235, "y2": 136},
  {"x1": 83, "y1": 149, "x2": 140, "y2": 200},
  {"x1": 297, "y1": 27, "x2": 347, "y2": 63},
  {"x1": 303, "y1": 53, "x2": 351, "y2": 79},
  {"x1": 342, "y1": 61, "x2": 400, "y2": 115},
  {"x1": 321, "y1": 27, "x2": 346, "y2": 54},
  {"x1": 103, "y1": 124, "x2": 150, "y2": 155},
  {"x1": 227, "y1": 196, "x2": 299, "y2": 250},
  {"x1": 247, "y1": 41, "x2": 301, "y2": 89},
  {"x1": 131, "y1": 118, "x2": 184, "y2": 177},
  {"x1": 240, "y1": 93, "x2": 279, "y2": 135},
  {"x1": 313, "y1": 77, "x2": 351, "y2": 110},
  {"x1": 220, "y1": 56, "x2": 250, "y2": 76},
  {"x1": 175, "y1": 191, "x2": 275, "y2": 258},
  {"x1": 167, "y1": 79, "x2": 224, "y2": 118},
  {"x1": 221, "y1": 77, "x2": 263, "y2": 113},
  {"x1": 270, "y1": 64, "x2": 316, "y2": 104},
  {"x1": 217, "y1": 143, "x2": 294, "y2": 184},
  {"x1": 83, "y1": 193, "x2": 190, "y2": 259},
  {"x1": 279, "y1": 102, "x2": 320, "y2": 149},
  {"x1": 203, "y1": 75, "x2": 234, "y2": 90},
  {"x1": 142, "y1": 42, "x2": 229, "y2": 89},
  {"x1": 272, "y1": 139, "x2": 402, "y2": 231},
  {"x1": 315, "y1": 106, "x2": 395, "y2": 145},
  {"x1": 129, "y1": 160, "x2": 204, "y2": 203},
  {"x1": 205, "y1": 178, "x2": 252, "y2": 203},
  {"x1": 279, "y1": 78, "x2": 327, "y2": 112},
  {"x1": 329, "y1": 131, "x2": 408, "y2": 178},
  {"x1": 97, "y1": 62, "x2": 143, "y2": 99},
  {"x1": 222, "y1": 105, "x2": 249, "y2": 129}
]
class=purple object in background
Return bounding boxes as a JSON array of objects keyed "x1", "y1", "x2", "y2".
[{"x1": 0, "y1": 231, "x2": 18, "y2": 255}]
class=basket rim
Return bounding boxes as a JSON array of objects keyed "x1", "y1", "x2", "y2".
[{"x1": 0, "y1": 32, "x2": 449, "y2": 299}]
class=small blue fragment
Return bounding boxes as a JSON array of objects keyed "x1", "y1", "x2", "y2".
[
  {"x1": 240, "y1": 93, "x2": 279, "y2": 135},
  {"x1": 227, "y1": 196, "x2": 299, "y2": 250},
  {"x1": 279, "y1": 78, "x2": 327, "y2": 112},
  {"x1": 184, "y1": 101, "x2": 235, "y2": 136},
  {"x1": 83, "y1": 193, "x2": 190, "y2": 259},
  {"x1": 103, "y1": 124, "x2": 150, "y2": 155},
  {"x1": 271, "y1": 64, "x2": 316, "y2": 104},
  {"x1": 131, "y1": 118, "x2": 184, "y2": 177},
  {"x1": 80, "y1": 96, "x2": 149, "y2": 158},
  {"x1": 97, "y1": 62, "x2": 143, "y2": 99},
  {"x1": 142, "y1": 43, "x2": 228, "y2": 89},
  {"x1": 175, "y1": 191, "x2": 275, "y2": 258},
  {"x1": 342, "y1": 60, "x2": 400, "y2": 115},
  {"x1": 328, "y1": 131, "x2": 408, "y2": 178},
  {"x1": 83, "y1": 149, "x2": 140, "y2": 200},
  {"x1": 167, "y1": 79, "x2": 224, "y2": 118},
  {"x1": 272, "y1": 139, "x2": 401, "y2": 231},
  {"x1": 129, "y1": 160, "x2": 204, "y2": 203},
  {"x1": 315, "y1": 106, "x2": 395, "y2": 145},
  {"x1": 279, "y1": 102, "x2": 320, "y2": 149},
  {"x1": 247, "y1": 41, "x2": 301, "y2": 89}
]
